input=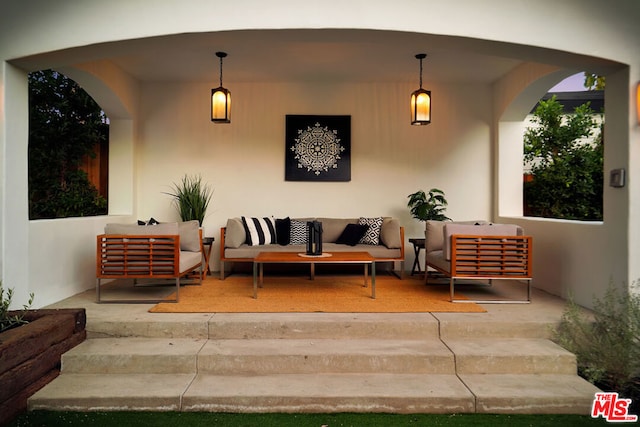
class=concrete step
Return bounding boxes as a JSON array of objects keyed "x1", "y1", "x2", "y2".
[
  {"x1": 445, "y1": 338, "x2": 578, "y2": 374},
  {"x1": 198, "y1": 338, "x2": 454, "y2": 374},
  {"x1": 60, "y1": 337, "x2": 455, "y2": 375},
  {"x1": 61, "y1": 337, "x2": 575, "y2": 376},
  {"x1": 209, "y1": 313, "x2": 441, "y2": 340},
  {"x1": 61, "y1": 338, "x2": 206, "y2": 374},
  {"x1": 458, "y1": 374, "x2": 600, "y2": 414},
  {"x1": 28, "y1": 372, "x2": 600, "y2": 414}
]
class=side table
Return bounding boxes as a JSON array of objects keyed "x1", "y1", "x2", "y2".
[
  {"x1": 202, "y1": 236, "x2": 215, "y2": 276},
  {"x1": 408, "y1": 238, "x2": 425, "y2": 276}
]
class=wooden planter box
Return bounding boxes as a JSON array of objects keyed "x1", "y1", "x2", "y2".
[{"x1": 0, "y1": 308, "x2": 86, "y2": 424}]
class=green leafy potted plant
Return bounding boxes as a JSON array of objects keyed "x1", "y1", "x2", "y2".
[
  {"x1": 165, "y1": 174, "x2": 213, "y2": 226},
  {"x1": 407, "y1": 188, "x2": 450, "y2": 221}
]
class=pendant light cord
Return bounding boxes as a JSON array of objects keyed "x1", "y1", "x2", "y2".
[{"x1": 219, "y1": 56, "x2": 224, "y2": 87}]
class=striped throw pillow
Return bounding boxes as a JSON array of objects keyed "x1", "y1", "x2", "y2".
[{"x1": 241, "y1": 216, "x2": 277, "y2": 246}]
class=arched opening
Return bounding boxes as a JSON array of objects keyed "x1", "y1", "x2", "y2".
[
  {"x1": 28, "y1": 69, "x2": 109, "y2": 219},
  {"x1": 523, "y1": 72, "x2": 604, "y2": 221}
]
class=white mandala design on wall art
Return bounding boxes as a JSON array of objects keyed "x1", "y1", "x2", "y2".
[{"x1": 290, "y1": 122, "x2": 345, "y2": 176}]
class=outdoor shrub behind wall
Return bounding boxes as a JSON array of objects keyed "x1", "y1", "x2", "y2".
[
  {"x1": 523, "y1": 95, "x2": 603, "y2": 221},
  {"x1": 553, "y1": 281, "x2": 640, "y2": 413}
]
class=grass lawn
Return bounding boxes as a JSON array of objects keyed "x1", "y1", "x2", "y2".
[{"x1": 8, "y1": 412, "x2": 611, "y2": 426}]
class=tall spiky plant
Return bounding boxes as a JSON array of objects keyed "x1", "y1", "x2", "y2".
[{"x1": 164, "y1": 174, "x2": 213, "y2": 226}]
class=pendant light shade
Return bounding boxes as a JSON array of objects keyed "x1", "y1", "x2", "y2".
[
  {"x1": 211, "y1": 51, "x2": 231, "y2": 123},
  {"x1": 411, "y1": 53, "x2": 431, "y2": 125}
]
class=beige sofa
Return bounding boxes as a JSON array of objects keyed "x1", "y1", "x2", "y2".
[
  {"x1": 220, "y1": 217, "x2": 405, "y2": 279},
  {"x1": 425, "y1": 220, "x2": 532, "y2": 303},
  {"x1": 96, "y1": 220, "x2": 203, "y2": 303}
]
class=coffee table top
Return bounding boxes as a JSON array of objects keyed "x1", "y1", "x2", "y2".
[{"x1": 254, "y1": 251, "x2": 374, "y2": 263}]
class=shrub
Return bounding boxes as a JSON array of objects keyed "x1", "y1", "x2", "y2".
[
  {"x1": 523, "y1": 96, "x2": 603, "y2": 221},
  {"x1": 0, "y1": 282, "x2": 35, "y2": 333},
  {"x1": 553, "y1": 281, "x2": 640, "y2": 412}
]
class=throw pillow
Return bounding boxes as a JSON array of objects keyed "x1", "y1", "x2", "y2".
[
  {"x1": 275, "y1": 217, "x2": 291, "y2": 245},
  {"x1": 336, "y1": 223, "x2": 369, "y2": 246},
  {"x1": 241, "y1": 216, "x2": 276, "y2": 246},
  {"x1": 358, "y1": 217, "x2": 383, "y2": 245},
  {"x1": 289, "y1": 219, "x2": 308, "y2": 245},
  {"x1": 137, "y1": 217, "x2": 160, "y2": 225}
]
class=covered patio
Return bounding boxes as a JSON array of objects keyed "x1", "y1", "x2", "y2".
[{"x1": 1, "y1": 2, "x2": 639, "y2": 313}]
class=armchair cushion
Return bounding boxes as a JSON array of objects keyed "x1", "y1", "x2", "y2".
[
  {"x1": 104, "y1": 222, "x2": 179, "y2": 236},
  {"x1": 178, "y1": 220, "x2": 201, "y2": 252},
  {"x1": 443, "y1": 223, "x2": 520, "y2": 260}
]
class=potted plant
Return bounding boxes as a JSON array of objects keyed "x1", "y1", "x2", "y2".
[
  {"x1": 165, "y1": 174, "x2": 213, "y2": 226},
  {"x1": 407, "y1": 188, "x2": 450, "y2": 221}
]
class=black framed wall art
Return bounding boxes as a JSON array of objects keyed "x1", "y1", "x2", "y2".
[{"x1": 285, "y1": 115, "x2": 351, "y2": 182}]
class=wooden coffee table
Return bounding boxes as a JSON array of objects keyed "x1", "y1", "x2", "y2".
[{"x1": 252, "y1": 251, "x2": 376, "y2": 299}]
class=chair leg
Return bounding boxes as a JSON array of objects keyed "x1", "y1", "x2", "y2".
[{"x1": 96, "y1": 278, "x2": 101, "y2": 303}]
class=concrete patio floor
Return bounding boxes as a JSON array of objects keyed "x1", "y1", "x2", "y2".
[{"x1": 28, "y1": 275, "x2": 600, "y2": 415}]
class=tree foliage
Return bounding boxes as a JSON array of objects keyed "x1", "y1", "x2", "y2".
[
  {"x1": 523, "y1": 95, "x2": 603, "y2": 221},
  {"x1": 584, "y1": 73, "x2": 606, "y2": 91},
  {"x1": 28, "y1": 70, "x2": 108, "y2": 219}
]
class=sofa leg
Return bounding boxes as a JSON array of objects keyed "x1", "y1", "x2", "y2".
[{"x1": 220, "y1": 261, "x2": 226, "y2": 280}]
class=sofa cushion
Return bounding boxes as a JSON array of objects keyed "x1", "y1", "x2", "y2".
[
  {"x1": 443, "y1": 223, "x2": 520, "y2": 260},
  {"x1": 178, "y1": 220, "x2": 201, "y2": 252},
  {"x1": 358, "y1": 217, "x2": 383, "y2": 245},
  {"x1": 289, "y1": 219, "x2": 308, "y2": 244},
  {"x1": 275, "y1": 217, "x2": 291, "y2": 245},
  {"x1": 242, "y1": 216, "x2": 276, "y2": 246},
  {"x1": 224, "y1": 218, "x2": 246, "y2": 248},
  {"x1": 317, "y1": 218, "x2": 358, "y2": 243},
  {"x1": 336, "y1": 223, "x2": 369, "y2": 246},
  {"x1": 380, "y1": 217, "x2": 402, "y2": 249}
]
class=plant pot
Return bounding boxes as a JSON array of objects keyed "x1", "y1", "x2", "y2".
[{"x1": 0, "y1": 308, "x2": 86, "y2": 425}]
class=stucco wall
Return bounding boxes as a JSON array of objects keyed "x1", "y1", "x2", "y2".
[{"x1": 136, "y1": 80, "x2": 492, "y2": 267}]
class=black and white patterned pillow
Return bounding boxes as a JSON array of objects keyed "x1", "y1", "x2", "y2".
[
  {"x1": 358, "y1": 217, "x2": 383, "y2": 245},
  {"x1": 241, "y1": 216, "x2": 276, "y2": 246},
  {"x1": 289, "y1": 219, "x2": 308, "y2": 245}
]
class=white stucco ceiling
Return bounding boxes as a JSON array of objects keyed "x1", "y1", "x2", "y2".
[{"x1": 12, "y1": 29, "x2": 621, "y2": 86}]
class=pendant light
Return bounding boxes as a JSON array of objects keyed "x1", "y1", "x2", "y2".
[
  {"x1": 411, "y1": 53, "x2": 431, "y2": 125},
  {"x1": 211, "y1": 51, "x2": 231, "y2": 123}
]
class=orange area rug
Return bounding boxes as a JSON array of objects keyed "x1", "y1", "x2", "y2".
[{"x1": 149, "y1": 275, "x2": 486, "y2": 313}]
